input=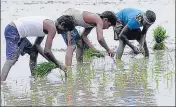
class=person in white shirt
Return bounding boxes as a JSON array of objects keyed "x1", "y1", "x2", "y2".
[
  {"x1": 1, "y1": 15, "x2": 75, "y2": 81},
  {"x1": 61, "y1": 8, "x2": 117, "y2": 67}
]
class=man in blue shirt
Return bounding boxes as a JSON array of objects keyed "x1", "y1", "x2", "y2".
[{"x1": 113, "y1": 8, "x2": 156, "y2": 59}]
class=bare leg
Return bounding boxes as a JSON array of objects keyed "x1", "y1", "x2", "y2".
[
  {"x1": 76, "y1": 40, "x2": 84, "y2": 64},
  {"x1": 65, "y1": 45, "x2": 76, "y2": 66},
  {"x1": 143, "y1": 40, "x2": 149, "y2": 57},
  {"x1": 116, "y1": 39, "x2": 126, "y2": 60},
  {"x1": 29, "y1": 51, "x2": 38, "y2": 75},
  {"x1": 1, "y1": 59, "x2": 17, "y2": 81}
]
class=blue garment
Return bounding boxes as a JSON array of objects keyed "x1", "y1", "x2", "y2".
[
  {"x1": 4, "y1": 24, "x2": 36, "y2": 60},
  {"x1": 115, "y1": 8, "x2": 144, "y2": 29},
  {"x1": 61, "y1": 28, "x2": 82, "y2": 46}
]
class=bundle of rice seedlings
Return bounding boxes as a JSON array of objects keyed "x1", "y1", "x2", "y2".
[
  {"x1": 153, "y1": 26, "x2": 167, "y2": 50},
  {"x1": 83, "y1": 49, "x2": 104, "y2": 59},
  {"x1": 33, "y1": 62, "x2": 57, "y2": 77},
  {"x1": 84, "y1": 49, "x2": 104, "y2": 58}
]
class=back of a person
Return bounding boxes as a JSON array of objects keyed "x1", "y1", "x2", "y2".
[
  {"x1": 63, "y1": 8, "x2": 94, "y2": 28},
  {"x1": 116, "y1": 8, "x2": 144, "y2": 26},
  {"x1": 13, "y1": 16, "x2": 51, "y2": 38}
]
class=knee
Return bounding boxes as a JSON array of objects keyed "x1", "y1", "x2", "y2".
[
  {"x1": 67, "y1": 45, "x2": 76, "y2": 52},
  {"x1": 5, "y1": 59, "x2": 17, "y2": 66}
]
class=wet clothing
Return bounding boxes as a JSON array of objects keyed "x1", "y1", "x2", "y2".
[
  {"x1": 4, "y1": 24, "x2": 36, "y2": 60},
  {"x1": 115, "y1": 8, "x2": 144, "y2": 29},
  {"x1": 63, "y1": 8, "x2": 94, "y2": 28},
  {"x1": 13, "y1": 16, "x2": 51, "y2": 37},
  {"x1": 62, "y1": 8, "x2": 95, "y2": 47},
  {"x1": 114, "y1": 8, "x2": 144, "y2": 40},
  {"x1": 4, "y1": 16, "x2": 51, "y2": 60},
  {"x1": 114, "y1": 21, "x2": 142, "y2": 40},
  {"x1": 61, "y1": 28, "x2": 82, "y2": 46}
]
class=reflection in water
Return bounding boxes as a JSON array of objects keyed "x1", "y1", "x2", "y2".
[{"x1": 1, "y1": 50, "x2": 175, "y2": 106}]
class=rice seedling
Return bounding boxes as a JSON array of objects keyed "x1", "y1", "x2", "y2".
[
  {"x1": 153, "y1": 42, "x2": 165, "y2": 50},
  {"x1": 46, "y1": 96, "x2": 53, "y2": 103},
  {"x1": 77, "y1": 28, "x2": 105, "y2": 60},
  {"x1": 83, "y1": 49, "x2": 104, "y2": 60},
  {"x1": 32, "y1": 62, "x2": 57, "y2": 77},
  {"x1": 153, "y1": 26, "x2": 167, "y2": 50}
]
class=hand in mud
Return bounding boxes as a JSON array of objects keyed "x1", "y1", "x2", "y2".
[
  {"x1": 57, "y1": 62, "x2": 67, "y2": 72},
  {"x1": 107, "y1": 49, "x2": 115, "y2": 57},
  {"x1": 133, "y1": 46, "x2": 141, "y2": 54}
]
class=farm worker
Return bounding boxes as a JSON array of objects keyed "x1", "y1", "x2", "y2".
[
  {"x1": 113, "y1": 8, "x2": 156, "y2": 59},
  {"x1": 61, "y1": 8, "x2": 117, "y2": 67},
  {"x1": 1, "y1": 15, "x2": 75, "y2": 81}
]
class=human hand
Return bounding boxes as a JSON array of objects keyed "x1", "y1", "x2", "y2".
[
  {"x1": 107, "y1": 49, "x2": 115, "y2": 57},
  {"x1": 57, "y1": 62, "x2": 67, "y2": 72},
  {"x1": 133, "y1": 46, "x2": 141, "y2": 54}
]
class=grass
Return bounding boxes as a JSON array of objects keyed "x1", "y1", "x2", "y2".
[
  {"x1": 153, "y1": 26, "x2": 167, "y2": 50},
  {"x1": 32, "y1": 47, "x2": 104, "y2": 77},
  {"x1": 32, "y1": 62, "x2": 57, "y2": 77},
  {"x1": 83, "y1": 49, "x2": 104, "y2": 60},
  {"x1": 77, "y1": 28, "x2": 105, "y2": 60},
  {"x1": 153, "y1": 42, "x2": 165, "y2": 50}
]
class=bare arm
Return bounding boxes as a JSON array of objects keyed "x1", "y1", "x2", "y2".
[
  {"x1": 33, "y1": 37, "x2": 50, "y2": 61},
  {"x1": 66, "y1": 31, "x2": 72, "y2": 46},
  {"x1": 95, "y1": 18, "x2": 111, "y2": 52},
  {"x1": 119, "y1": 25, "x2": 136, "y2": 50},
  {"x1": 81, "y1": 27, "x2": 96, "y2": 50},
  {"x1": 43, "y1": 20, "x2": 66, "y2": 71},
  {"x1": 29, "y1": 37, "x2": 49, "y2": 72},
  {"x1": 83, "y1": 12, "x2": 111, "y2": 52},
  {"x1": 139, "y1": 26, "x2": 149, "y2": 48}
]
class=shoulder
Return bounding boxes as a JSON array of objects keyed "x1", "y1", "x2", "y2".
[
  {"x1": 43, "y1": 19, "x2": 56, "y2": 30},
  {"x1": 44, "y1": 19, "x2": 55, "y2": 25}
]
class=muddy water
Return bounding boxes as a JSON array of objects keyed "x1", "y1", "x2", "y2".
[{"x1": 1, "y1": 0, "x2": 175, "y2": 106}]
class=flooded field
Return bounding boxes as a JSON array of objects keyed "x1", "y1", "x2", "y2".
[{"x1": 1, "y1": 0, "x2": 175, "y2": 106}]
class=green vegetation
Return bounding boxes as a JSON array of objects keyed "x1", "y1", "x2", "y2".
[
  {"x1": 33, "y1": 62, "x2": 57, "y2": 77},
  {"x1": 83, "y1": 49, "x2": 104, "y2": 60},
  {"x1": 32, "y1": 48, "x2": 104, "y2": 77},
  {"x1": 153, "y1": 26, "x2": 167, "y2": 50}
]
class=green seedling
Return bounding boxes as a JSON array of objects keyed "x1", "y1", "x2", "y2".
[
  {"x1": 83, "y1": 49, "x2": 104, "y2": 60},
  {"x1": 153, "y1": 26, "x2": 167, "y2": 50},
  {"x1": 33, "y1": 62, "x2": 57, "y2": 77},
  {"x1": 153, "y1": 42, "x2": 165, "y2": 50}
]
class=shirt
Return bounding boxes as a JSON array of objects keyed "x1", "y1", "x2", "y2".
[{"x1": 115, "y1": 8, "x2": 144, "y2": 29}]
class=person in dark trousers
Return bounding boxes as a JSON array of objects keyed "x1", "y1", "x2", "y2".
[{"x1": 113, "y1": 8, "x2": 156, "y2": 59}]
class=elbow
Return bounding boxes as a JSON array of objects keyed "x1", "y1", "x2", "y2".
[
  {"x1": 44, "y1": 49, "x2": 50, "y2": 56},
  {"x1": 97, "y1": 36, "x2": 104, "y2": 41},
  {"x1": 98, "y1": 38, "x2": 103, "y2": 43}
]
